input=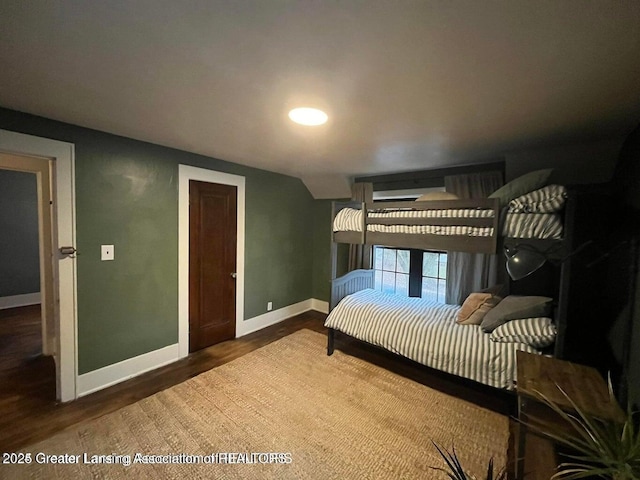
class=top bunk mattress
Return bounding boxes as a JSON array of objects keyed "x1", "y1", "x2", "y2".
[{"x1": 333, "y1": 207, "x2": 496, "y2": 237}]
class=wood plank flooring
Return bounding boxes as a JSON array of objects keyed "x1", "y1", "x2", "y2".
[
  {"x1": 0, "y1": 305, "x2": 331, "y2": 452},
  {"x1": 0, "y1": 305, "x2": 555, "y2": 478}
]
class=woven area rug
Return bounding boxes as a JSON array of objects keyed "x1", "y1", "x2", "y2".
[{"x1": 5, "y1": 329, "x2": 508, "y2": 479}]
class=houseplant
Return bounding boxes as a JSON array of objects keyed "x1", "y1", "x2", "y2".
[
  {"x1": 528, "y1": 384, "x2": 640, "y2": 480},
  {"x1": 431, "y1": 442, "x2": 507, "y2": 480}
]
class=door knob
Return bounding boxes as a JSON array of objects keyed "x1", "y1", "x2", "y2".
[
  {"x1": 59, "y1": 246, "x2": 77, "y2": 257},
  {"x1": 230, "y1": 272, "x2": 237, "y2": 279}
]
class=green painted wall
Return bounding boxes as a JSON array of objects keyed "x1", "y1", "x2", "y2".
[
  {"x1": 0, "y1": 169, "x2": 40, "y2": 297},
  {"x1": 243, "y1": 171, "x2": 315, "y2": 313},
  {"x1": 0, "y1": 107, "x2": 318, "y2": 374},
  {"x1": 73, "y1": 138, "x2": 178, "y2": 373},
  {"x1": 311, "y1": 200, "x2": 332, "y2": 302}
]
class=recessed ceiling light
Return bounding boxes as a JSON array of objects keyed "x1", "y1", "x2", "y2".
[{"x1": 288, "y1": 107, "x2": 328, "y2": 126}]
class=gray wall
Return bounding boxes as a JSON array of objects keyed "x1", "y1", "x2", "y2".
[
  {"x1": 611, "y1": 123, "x2": 640, "y2": 409},
  {"x1": 505, "y1": 136, "x2": 624, "y2": 185},
  {"x1": 0, "y1": 107, "x2": 318, "y2": 374},
  {"x1": 0, "y1": 169, "x2": 40, "y2": 297},
  {"x1": 630, "y1": 274, "x2": 640, "y2": 409}
]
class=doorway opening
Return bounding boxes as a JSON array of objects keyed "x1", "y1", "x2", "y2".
[
  {"x1": 0, "y1": 129, "x2": 77, "y2": 402},
  {"x1": 0, "y1": 164, "x2": 56, "y2": 405}
]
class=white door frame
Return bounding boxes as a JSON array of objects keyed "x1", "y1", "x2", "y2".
[
  {"x1": 0, "y1": 129, "x2": 77, "y2": 402},
  {"x1": 178, "y1": 165, "x2": 245, "y2": 358}
]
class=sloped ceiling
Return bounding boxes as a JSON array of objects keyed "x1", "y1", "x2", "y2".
[{"x1": 1, "y1": 1, "x2": 639, "y2": 197}]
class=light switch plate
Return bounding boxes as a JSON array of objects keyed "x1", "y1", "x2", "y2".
[{"x1": 101, "y1": 245, "x2": 114, "y2": 261}]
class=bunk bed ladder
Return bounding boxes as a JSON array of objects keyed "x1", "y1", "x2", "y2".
[{"x1": 553, "y1": 190, "x2": 577, "y2": 359}]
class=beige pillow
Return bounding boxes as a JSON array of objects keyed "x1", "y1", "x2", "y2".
[
  {"x1": 416, "y1": 191, "x2": 459, "y2": 201},
  {"x1": 457, "y1": 293, "x2": 502, "y2": 325}
]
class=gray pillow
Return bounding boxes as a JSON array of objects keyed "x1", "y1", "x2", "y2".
[
  {"x1": 488, "y1": 169, "x2": 553, "y2": 208},
  {"x1": 480, "y1": 283, "x2": 505, "y2": 297},
  {"x1": 480, "y1": 295, "x2": 552, "y2": 333}
]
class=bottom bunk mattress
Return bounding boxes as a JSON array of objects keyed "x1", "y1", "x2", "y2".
[{"x1": 324, "y1": 289, "x2": 539, "y2": 390}]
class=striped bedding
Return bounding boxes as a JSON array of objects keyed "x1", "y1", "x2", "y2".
[
  {"x1": 508, "y1": 185, "x2": 567, "y2": 213},
  {"x1": 502, "y1": 213, "x2": 563, "y2": 239},
  {"x1": 334, "y1": 207, "x2": 562, "y2": 240},
  {"x1": 333, "y1": 207, "x2": 495, "y2": 237},
  {"x1": 324, "y1": 289, "x2": 539, "y2": 390}
]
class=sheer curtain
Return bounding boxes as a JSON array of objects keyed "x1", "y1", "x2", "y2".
[
  {"x1": 349, "y1": 182, "x2": 373, "y2": 271},
  {"x1": 445, "y1": 172, "x2": 503, "y2": 304}
]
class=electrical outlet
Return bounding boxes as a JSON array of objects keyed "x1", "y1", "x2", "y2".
[
  {"x1": 101, "y1": 245, "x2": 114, "y2": 261},
  {"x1": 267, "y1": 301, "x2": 273, "y2": 311}
]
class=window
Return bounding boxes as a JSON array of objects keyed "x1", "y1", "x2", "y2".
[
  {"x1": 373, "y1": 247, "x2": 410, "y2": 296},
  {"x1": 421, "y1": 251, "x2": 447, "y2": 302},
  {"x1": 373, "y1": 246, "x2": 447, "y2": 303}
]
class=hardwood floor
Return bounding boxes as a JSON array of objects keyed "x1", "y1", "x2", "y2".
[
  {"x1": 0, "y1": 305, "x2": 554, "y2": 479},
  {"x1": 0, "y1": 305, "x2": 330, "y2": 451}
]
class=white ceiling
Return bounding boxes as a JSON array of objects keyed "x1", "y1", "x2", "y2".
[{"x1": 1, "y1": 1, "x2": 639, "y2": 198}]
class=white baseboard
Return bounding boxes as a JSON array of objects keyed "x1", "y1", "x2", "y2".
[
  {"x1": 236, "y1": 298, "x2": 329, "y2": 337},
  {"x1": 0, "y1": 292, "x2": 41, "y2": 310},
  {"x1": 76, "y1": 297, "x2": 329, "y2": 397},
  {"x1": 77, "y1": 343, "x2": 180, "y2": 397},
  {"x1": 311, "y1": 299, "x2": 329, "y2": 314}
]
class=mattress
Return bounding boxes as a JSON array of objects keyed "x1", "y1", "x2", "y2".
[
  {"x1": 334, "y1": 207, "x2": 563, "y2": 240},
  {"x1": 333, "y1": 207, "x2": 495, "y2": 238},
  {"x1": 324, "y1": 289, "x2": 539, "y2": 389}
]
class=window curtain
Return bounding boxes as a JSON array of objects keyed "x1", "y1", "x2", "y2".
[
  {"x1": 444, "y1": 172, "x2": 503, "y2": 305},
  {"x1": 349, "y1": 182, "x2": 373, "y2": 271}
]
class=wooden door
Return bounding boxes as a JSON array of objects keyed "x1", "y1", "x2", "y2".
[{"x1": 189, "y1": 180, "x2": 237, "y2": 352}]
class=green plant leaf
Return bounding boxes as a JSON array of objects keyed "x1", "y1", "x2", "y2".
[
  {"x1": 520, "y1": 383, "x2": 640, "y2": 480},
  {"x1": 431, "y1": 441, "x2": 506, "y2": 480},
  {"x1": 432, "y1": 442, "x2": 469, "y2": 479}
]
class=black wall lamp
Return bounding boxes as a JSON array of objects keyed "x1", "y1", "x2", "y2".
[
  {"x1": 504, "y1": 245, "x2": 547, "y2": 280},
  {"x1": 504, "y1": 241, "x2": 594, "y2": 281}
]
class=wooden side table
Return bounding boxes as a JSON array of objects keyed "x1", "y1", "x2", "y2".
[{"x1": 515, "y1": 351, "x2": 624, "y2": 480}]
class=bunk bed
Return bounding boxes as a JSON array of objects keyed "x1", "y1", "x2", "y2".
[
  {"x1": 332, "y1": 184, "x2": 570, "y2": 255},
  {"x1": 325, "y1": 184, "x2": 575, "y2": 391},
  {"x1": 332, "y1": 198, "x2": 500, "y2": 254}
]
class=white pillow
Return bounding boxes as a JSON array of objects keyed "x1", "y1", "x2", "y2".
[
  {"x1": 415, "y1": 192, "x2": 459, "y2": 201},
  {"x1": 489, "y1": 317, "x2": 556, "y2": 349}
]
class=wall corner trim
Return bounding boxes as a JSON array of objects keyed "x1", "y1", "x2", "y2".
[
  {"x1": 311, "y1": 299, "x2": 329, "y2": 314},
  {"x1": 76, "y1": 344, "x2": 180, "y2": 397}
]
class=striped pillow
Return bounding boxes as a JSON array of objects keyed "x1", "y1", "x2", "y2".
[
  {"x1": 508, "y1": 185, "x2": 567, "y2": 213},
  {"x1": 489, "y1": 317, "x2": 556, "y2": 349}
]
